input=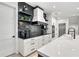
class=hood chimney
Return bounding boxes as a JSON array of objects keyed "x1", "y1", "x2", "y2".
[{"x1": 32, "y1": 6, "x2": 47, "y2": 24}]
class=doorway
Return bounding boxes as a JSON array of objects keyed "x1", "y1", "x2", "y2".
[{"x1": 59, "y1": 23, "x2": 66, "y2": 37}]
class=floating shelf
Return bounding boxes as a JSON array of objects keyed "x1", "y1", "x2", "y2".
[
  {"x1": 18, "y1": 11, "x2": 32, "y2": 16},
  {"x1": 18, "y1": 20, "x2": 32, "y2": 24}
]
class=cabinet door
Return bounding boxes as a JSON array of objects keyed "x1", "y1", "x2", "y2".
[
  {"x1": 31, "y1": 38, "x2": 38, "y2": 49},
  {"x1": 24, "y1": 39, "x2": 31, "y2": 56},
  {"x1": 43, "y1": 35, "x2": 49, "y2": 45},
  {"x1": 38, "y1": 36, "x2": 43, "y2": 48},
  {"x1": 18, "y1": 2, "x2": 33, "y2": 15},
  {"x1": 18, "y1": 38, "x2": 24, "y2": 56},
  {"x1": 26, "y1": 5, "x2": 33, "y2": 15},
  {"x1": 48, "y1": 34, "x2": 52, "y2": 42},
  {"x1": 24, "y1": 38, "x2": 37, "y2": 56}
]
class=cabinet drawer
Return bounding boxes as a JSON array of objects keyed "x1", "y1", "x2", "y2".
[
  {"x1": 43, "y1": 35, "x2": 49, "y2": 44},
  {"x1": 38, "y1": 39, "x2": 44, "y2": 48},
  {"x1": 30, "y1": 39, "x2": 38, "y2": 47},
  {"x1": 24, "y1": 39, "x2": 35, "y2": 46},
  {"x1": 24, "y1": 42, "x2": 36, "y2": 50},
  {"x1": 24, "y1": 46, "x2": 36, "y2": 56},
  {"x1": 30, "y1": 47, "x2": 36, "y2": 52},
  {"x1": 24, "y1": 43, "x2": 31, "y2": 50},
  {"x1": 30, "y1": 42, "x2": 35, "y2": 45},
  {"x1": 24, "y1": 39, "x2": 31, "y2": 45},
  {"x1": 38, "y1": 43, "x2": 43, "y2": 48},
  {"x1": 24, "y1": 39, "x2": 37, "y2": 50}
]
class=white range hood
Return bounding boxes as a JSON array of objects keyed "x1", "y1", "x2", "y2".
[{"x1": 32, "y1": 7, "x2": 47, "y2": 24}]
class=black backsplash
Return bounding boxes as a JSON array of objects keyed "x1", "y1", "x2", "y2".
[
  {"x1": 18, "y1": 2, "x2": 47, "y2": 39},
  {"x1": 18, "y1": 22, "x2": 42, "y2": 38}
]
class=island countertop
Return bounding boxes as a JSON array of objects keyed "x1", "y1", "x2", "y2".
[
  {"x1": 19, "y1": 33, "x2": 52, "y2": 40},
  {"x1": 37, "y1": 34, "x2": 79, "y2": 57}
]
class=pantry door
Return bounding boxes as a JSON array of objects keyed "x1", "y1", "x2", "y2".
[{"x1": 0, "y1": 3, "x2": 16, "y2": 56}]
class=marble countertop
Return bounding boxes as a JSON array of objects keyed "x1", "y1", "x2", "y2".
[
  {"x1": 37, "y1": 34, "x2": 79, "y2": 57},
  {"x1": 19, "y1": 33, "x2": 52, "y2": 40}
]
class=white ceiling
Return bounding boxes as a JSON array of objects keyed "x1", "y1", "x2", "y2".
[{"x1": 27, "y1": 2, "x2": 79, "y2": 19}]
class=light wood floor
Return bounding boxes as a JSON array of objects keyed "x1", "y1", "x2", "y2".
[{"x1": 7, "y1": 51, "x2": 38, "y2": 57}]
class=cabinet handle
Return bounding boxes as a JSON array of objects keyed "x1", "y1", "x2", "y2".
[
  {"x1": 31, "y1": 39, "x2": 35, "y2": 41},
  {"x1": 42, "y1": 43, "x2": 44, "y2": 46},
  {"x1": 48, "y1": 40, "x2": 51, "y2": 42},
  {"x1": 31, "y1": 43, "x2": 35, "y2": 45},
  {"x1": 42, "y1": 39, "x2": 44, "y2": 41},
  {"x1": 31, "y1": 48, "x2": 35, "y2": 51},
  {"x1": 31, "y1": 39, "x2": 35, "y2": 40}
]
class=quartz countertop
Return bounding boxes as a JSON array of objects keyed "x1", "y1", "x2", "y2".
[
  {"x1": 37, "y1": 34, "x2": 79, "y2": 57},
  {"x1": 19, "y1": 33, "x2": 52, "y2": 40}
]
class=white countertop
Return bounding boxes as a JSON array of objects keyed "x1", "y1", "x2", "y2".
[{"x1": 37, "y1": 34, "x2": 79, "y2": 57}]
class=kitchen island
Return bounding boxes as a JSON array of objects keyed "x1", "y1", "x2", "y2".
[
  {"x1": 37, "y1": 34, "x2": 79, "y2": 57},
  {"x1": 18, "y1": 34, "x2": 52, "y2": 56}
]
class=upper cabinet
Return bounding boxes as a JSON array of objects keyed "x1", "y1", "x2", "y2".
[
  {"x1": 18, "y1": 2, "x2": 34, "y2": 23},
  {"x1": 18, "y1": 2, "x2": 34, "y2": 16}
]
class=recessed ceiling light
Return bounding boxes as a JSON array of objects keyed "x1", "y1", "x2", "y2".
[
  {"x1": 76, "y1": 7, "x2": 79, "y2": 10},
  {"x1": 58, "y1": 12, "x2": 61, "y2": 14},
  {"x1": 72, "y1": 14, "x2": 76, "y2": 16},
  {"x1": 53, "y1": 6, "x2": 56, "y2": 8}
]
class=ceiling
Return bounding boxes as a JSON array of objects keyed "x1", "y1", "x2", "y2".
[{"x1": 27, "y1": 2, "x2": 79, "y2": 19}]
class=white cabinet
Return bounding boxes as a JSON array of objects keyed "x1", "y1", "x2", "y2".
[
  {"x1": 31, "y1": 37, "x2": 39, "y2": 49},
  {"x1": 24, "y1": 39, "x2": 32, "y2": 56},
  {"x1": 19, "y1": 37, "x2": 38, "y2": 56},
  {"x1": 37, "y1": 34, "x2": 52, "y2": 49},
  {"x1": 19, "y1": 34, "x2": 52, "y2": 56},
  {"x1": 43, "y1": 34, "x2": 52, "y2": 45},
  {"x1": 43, "y1": 35, "x2": 49, "y2": 45},
  {"x1": 37, "y1": 36, "x2": 44, "y2": 49},
  {"x1": 38, "y1": 34, "x2": 52, "y2": 49},
  {"x1": 48, "y1": 34, "x2": 52, "y2": 42}
]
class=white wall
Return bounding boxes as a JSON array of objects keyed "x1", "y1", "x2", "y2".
[
  {"x1": 69, "y1": 16, "x2": 79, "y2": 34},
  {"x1": 46, "y1": 13, "x2": 52, "y2": 34},
  {"x1": 69, "y1": 16, "x2": 79, "y2": 25},
  {"x1": 46, "y1": 13, "x2": 69, "y2": 39},
  {"x1": 2, "y1": 2, "x2": 17, "y2": 8}
]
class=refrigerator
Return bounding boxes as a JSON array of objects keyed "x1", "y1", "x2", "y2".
[{"x1": 68, "y1": 28, "x2": 75, "y2": 39}]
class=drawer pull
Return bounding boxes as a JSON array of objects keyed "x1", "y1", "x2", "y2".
[
  {"x1": 42, "y1": 39, "x2": 44, "y2": 41},
  {"x1": 42, "y1": 43, "x2": 44, "y2": 46},
  {"x1": 31, "y1": 43, "x2": 35, "y2": 45},
  {"x1": 31, "y1": 39, "x2": 35, "y2": 40},
  {"x1": 31, "y1": 48, "x2": 35, "y2": 51}
]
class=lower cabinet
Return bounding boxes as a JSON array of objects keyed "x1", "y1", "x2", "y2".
[
  {"x1": 43, "y1": 35, "x2": 50, "y2": 45},
  {"x1": 19, "y1": 38, "x2": 38, "y2": 56},
  {"x1": 19, "y1": 34, "x2": 52, "y2": 56},
  {"x1": 45, "y1": 34, "x2": 52, "y2": 44},
  {"x1": 48, "y1": 34, "x2": 52, "y2": 42},
  {"x1": 37, "y1": 34, "x2": 52, "y2": 49},
  {"x1": 37, "y1": 36, "x2": 44, "y2": 49}
]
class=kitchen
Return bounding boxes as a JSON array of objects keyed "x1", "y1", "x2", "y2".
[{"x1": 0, "y1": 2, "x2": 79, "y2": 57}]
